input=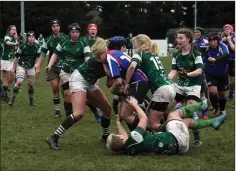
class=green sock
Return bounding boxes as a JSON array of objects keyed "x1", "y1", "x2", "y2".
[
  {"x1": 194, "y1": 119, "x2": 213, "y2": 129},
  {"x1": 181, "y1": 102, "x2": 202, "y2": 118}
]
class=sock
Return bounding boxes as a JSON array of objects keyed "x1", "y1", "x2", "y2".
[
  {"x1": 181, "y1": 102, "x2": 202, "y2": 118},
  {"x1": 3, "y1": 86, "x2": 8, "y2": 96},
  {"x1": 229, "y1": 83, "x2": 233, "y2": 97},
  {"x1": 101, "y1": 115, "x2": 110, "y2": 137},
  {"x1": 175, "y1": 104, "x2": 182, "y2": 110},
  {"x1": 192, "y1": 112, "x2": 200, "y2": 141},
  {"x1": 64, "y1": 101, "x2": 72, "y2": 116},
  {"x1": 53, "y1": 96, "x2": 60, "y2": 113},
  {"x1": 112, "y1": 97, "x2": 120, "y2": 115},
  {"x1": 201, "y1": 109, "x2": 207, "y2": 117},
  {"x1": 28, "y1": 88, "x2": 34, "y2": 103},
  {"x1": 0, "y1": 79, "x2": 3, "y2": 96},
  {"x1": 12, "y1": 86, "x2": 20, "y2": 101},
  {"x1": 219, "y1": 98, "x2": 227, "y2": 111},
  {"x1": 126, "y1": 115, "x2": 140, "y2": 131},
  {"x1": 209, "y1": 94, "x2": 218, "y2": 110},
  {"x1": 53, "y1": 114, "x2": 81, "y2": 139},
  {"x1": 194, "y1": 118, "x2": 213, "y2": 129}
]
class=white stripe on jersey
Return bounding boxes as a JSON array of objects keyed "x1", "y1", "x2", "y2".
[
  {"x1": 172, "y1": 56, "x2": 176, "y2": 65},
  {"x1": 219, "y1": 42, "x2": 229, "y2": 54},
  {"x1": 107, "y1": 54, "x2": 120, "y2": 77},
  {"x1": 16, "y1": 47, "x2": 22, "y2": 54},
  {"x1": 194, "y1": 56, "x2": 203, "y2": 64},
  {"x1": 84, "y1": 46, "x2": 91, "y2": 53},
  {"x1": 132, "y1": 53, "x2": 142, "y2": 62},
  {"x1": 42, "y1": 42, "x2": 48, "y2": 50},
  {"x1": 4, "y1": 36, "x2": 11, "y2": 42},
  {"x1": 56, "y1": 43, "x2": 62, "y2": 52}
]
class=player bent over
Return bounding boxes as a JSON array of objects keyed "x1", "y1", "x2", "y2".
[
  {"x1": 106, "y1": 96, "x2": 226, "y2": 155},
  {"x1": 9, "y1": 31, "x2": 40, "y2": 106}
]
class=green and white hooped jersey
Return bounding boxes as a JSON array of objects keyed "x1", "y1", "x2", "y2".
[
  {"x1": 54, "y1": 39, "x2": 92, "y2": 73},
  {"x1": 16, "y1": 42, "x2": 41, "y2": 69},
  {"x1": 1, "y1": 35, "x2": 17, "y2": 61},
  {"x1": 131, "y1": 51, "x2": 172, "y2": 91},
  {"x1": 171, "y1": 49, "x2": 203, "y2": 87}
]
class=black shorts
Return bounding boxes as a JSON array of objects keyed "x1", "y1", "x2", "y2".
[
  {"x1": 228, "y1": 59, "x2": 235, "y2": 77},
  {"x1": 128, "y1": 81, "x2": 149, "y2": 104},
  {"x1": 206, "y1": 74, "x2": 229, "y2": 91}
]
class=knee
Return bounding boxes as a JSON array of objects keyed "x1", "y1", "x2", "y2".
[
  {"x1": 102, "y1": 104, "x2": 112, "y2": 118},
  {"x1": 16, "y1": 80, "x2": 23, "y2": 87},
  {"x1": 73, "y1": 112, "x2": 84, "y2": 120},
  {"x1": 208, "y1": 87, "x2": 217, "y2": 95}
]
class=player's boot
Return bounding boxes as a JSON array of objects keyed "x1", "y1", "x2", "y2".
[
  {"x1": 211, "y1": 113, "x2": 227, "y2": 130},
  {"x1": 53, "y1": 111, "x2": 61, "y2": 118},
  {"x1": 30, "y1": 98, "x2": 36, "y2": 106},
  {"x1": 101, "y1": 135, "x2": 109, "y2": 143},
  {"x1": 8, "y1": 98, "x2": 15, "y2": 106},
  {"x1": 46, "y1": 135, "x2": 60, "y2": 150}
]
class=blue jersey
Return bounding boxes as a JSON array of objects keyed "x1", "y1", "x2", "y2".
[
  {"x1": 223, "y1": 33, "x2": 235, "y2": 60},
  {"x1": 205, "y1": 42, "x2": 229, "y2": 75},
  {"x1": 193, "y1": 38, "x2": 209, "y2": 60},
  {"x1": 106, "y1": 50, "x2": 148, "y2": 83}
]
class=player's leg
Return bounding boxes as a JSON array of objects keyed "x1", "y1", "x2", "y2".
[
  {"x1": 185, "y1": 85, "x2": 202, "y2": 147},
  {"x1": 206, "y1": 74, "x2": 219, "y2": 117},
  {"x1": 148, "y1": 84, "x2": 176, "y2": 132},
  {"x1": 1, "y1": 60, "x2": 12, "y2": 102},
  {"x1": 87, "y1": 86, "x2": 112, "y2": 142},
  {"x1": 26, "y1": 68, "x2": 36, "y2": 106},
  {"x1": 59, "y1": 70, "x2": 72, "y2": 117},
  {"x1": 46, "y1": 70, "x2": 87, "y2": 150},
  {"x1": 9, "y1": 66, "x2": 25, "y2": 106},
  {"x1": 217, "y1": 75, "x2": 229, "y2": 115},
  {"x1": 112, "y1": 95, "x2": 121, "y2": 116},
  {"x1": 46, "y1": 67, "x2": 61, "y2": 118}
]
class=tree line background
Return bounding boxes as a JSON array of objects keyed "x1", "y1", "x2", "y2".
[{"x1": 0, "y1": 1, "x2": 235, "y2": 39}]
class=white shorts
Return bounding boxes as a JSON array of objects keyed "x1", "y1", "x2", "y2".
[
  {"x1": 69, "y1": 70, "x2": 98, "y2": 93},
  {"x1": 59, "y1": 70, "x2": 71, "y2": 85},
  {"x1": 175, "y1": 84, "x2": 201, "y2": 99},
  {"x1": 166, "y1": 120, "x2": 189, "y2": 154},
  {"x1": 16, "y1": 66, "x2": 35, "y2": 82},
  {"x1": 152, "y1": 84, "x2": 176, "y2": 102},
  {"x1": 0, "y1": 60, "x2": 12, "y2": 71}
]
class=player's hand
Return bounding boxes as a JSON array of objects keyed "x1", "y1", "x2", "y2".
[
  {"x1": 45, "y1": 66, "x2": 51, "y2": 72},
  {"x1": 34, "y1": 64, "x2": 40, "y2": 76},
  {"x1": 125, "y1": 96, "x2": 138, "y2": 107},
  {"x1": 227, "y1": 36, "x2": 232, "y2": 42},
  {"x1": 124, "y1": 83, "x2": 130, "y2": 95},
  {"x1": 178, "y1": 67, "x2": 187, "y2": 76},
  {"x1": 208, "y1": 57, "x2": 216, "y2": 62},
  {"x1": 116, "y1": 114, "x2": 123, "y2": 123}
]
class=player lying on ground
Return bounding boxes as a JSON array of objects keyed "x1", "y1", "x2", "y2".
[{"x1": 106, "y1": 96, "x2": 226, "y2": 155}]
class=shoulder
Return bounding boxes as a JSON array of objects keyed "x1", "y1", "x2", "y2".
[
  {"x1": 172, "y1": 50, "x2": 181, "y2": 58},
  {"x1": 192, "y1": 49, "x2": 201, "y2": 57}
]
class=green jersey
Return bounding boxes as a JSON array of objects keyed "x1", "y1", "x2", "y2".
[
  {"x1": 37, "y1": 37, "x2": 44, "y2": 47},
  {"x1": 40, "y1": 33, "x2": 69, "y2": 66},
  {"x1": 1, "y1": 35, "x2": 17, "y2": 61},
  {"x1": 171, "y1": 49, "x2": 203, "y2": 87},
  {"x1": 0, "y1": 39, "x2": 3, "y2": 58},
  {"x1": 124, "y1": 127, "x2": 178, "y2": 155},
  {"x1": 132, "y1": 51, "x2": 172, "y2": 92},
  {"x1": 81, "y1": 35, "x2": 99, "y2": 47},
  {"x1": 16, "y1": 42, "x2": 41, "y2": 69},
  {"x1": 77, "y1": 57, "x2": 106, "y2": 85},
  {"x1": 55, "y1": 39, "x2": 92, "y2": 73}
]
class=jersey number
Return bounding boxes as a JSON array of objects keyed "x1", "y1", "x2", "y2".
[
  {"x1": 120, "y1": 54, "x2": 131, "y2": 62},
  {"x1": 150, "y1": 56, "x2": 164, "y2": 71}
]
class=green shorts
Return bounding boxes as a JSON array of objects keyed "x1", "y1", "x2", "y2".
[{"x1": 46, "y1": 67, "x2": 60, "y2": 81}]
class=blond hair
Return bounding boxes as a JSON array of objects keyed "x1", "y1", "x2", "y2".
[
  {"x1": 91, "y1": 37, "x2": 107, "y2": 58},
  {"x1": 106, "y1": 134, "x2": 125, "y2": 153},
  {"x1": 150, "y1": 42, "x2": 159, "y2": 56}
]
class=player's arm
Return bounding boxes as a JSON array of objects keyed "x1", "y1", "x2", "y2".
[
  {"x1": 35, "y1": 41, "x2": 48, "y2": 69},
  {"x1": 5, "y1": 36, "x2": 18, "y2": 46},
  {"x1": 83, "y1": 40, "x2": 92, "y2": 61},
  {"x1": 215, "y1": 43, "x2": 230, "y2": 62},
  {"x1": 168, "y1": 56, "x2": 178, "y2": 80},
  {"x1": 187, "y1": 54, "x2": 203, "y2": 77},
  {"x1": 116, "y1": 115, "x2": 128, "y2": 138},
  {"x1": 126, "y1": 96, "x2": 147, "y2": 130},
  {"x1": 12, "y1": 45, "x2": 24, "y2": 72},
  {"x1": 226, "y1": 36, "x2": 235, "y2": 52},
  {"x1": 46, "y1": 43, "x2": 62, "y2": 70}
]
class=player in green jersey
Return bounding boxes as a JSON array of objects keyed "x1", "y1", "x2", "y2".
[
  {"x1": 0, "y1": 25, "x2": 18, "y2": 102},
  {"x1": 167, "y1": 28, "x2": 204, "y2": 147},
  {"x1": 81, "y1": 23, "x2": 103, "y2": 123},
  {"x1": 125, "y1": 34, "x2": 175, "y2": 132},
  {"x1": 9, "y1": 31, "x2": 40, "y2": 106},
  {"x1": 45, "y1": 23, "x2": 91, "y2": 117},
  {"x1": 46, "y1": 38, "x2": 112, "y2": 150},
  {"x1": 34, "y1": 19, "x2": 69, "y2": 118},
  {"x1": 106, "y1": 96, "x2": 226, "y2": 155},
  {"x1": 37, "y1": 34, "x2": 44, "y2": 47}
]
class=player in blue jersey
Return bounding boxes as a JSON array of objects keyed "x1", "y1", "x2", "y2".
[
  {"x1": 193, "y1": 27, "x2": 211, "y2": 119},
  {"x1": 204, "y1": 33, "x2": 229, "y2": 117},
  {"x1": 222, "y1": 24, "x2": 235, "y2": 107},
  {"x1": 97, "y1": 36, "x2": 150, "y2": 131}
]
